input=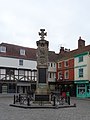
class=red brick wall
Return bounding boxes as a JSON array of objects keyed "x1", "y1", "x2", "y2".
[
  {"x1": 69, "y1": 59, "x2": 74, "y2": 80},
  {"x1": 56, "y1": 59, "x2": 74, "y2": 81}
]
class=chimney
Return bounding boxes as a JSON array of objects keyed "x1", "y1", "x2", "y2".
[
  {"x1": 60, "y1": 47, "x2": 64, "y2": 54},
  {"x1": 78, "y1": 36, "x2": 85, "y2": 49}
]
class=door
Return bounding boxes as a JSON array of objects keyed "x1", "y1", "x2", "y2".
[{"x1": 77, "y1": 84, "x2": 86, "y2": 98}]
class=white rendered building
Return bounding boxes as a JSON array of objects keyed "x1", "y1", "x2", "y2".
[{"x1": 0, "y1": 43, "x2": 58, "y2": 93}]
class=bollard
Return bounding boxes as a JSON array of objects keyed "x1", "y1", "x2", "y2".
[
  {"x1": 65, "y1": 96, "x2": 67, "y2": 103},
  {"x1": 66, "y1": 92, "x2": 70, "y2": 105},
  {"x1": 27, "y1": 96, "x2": 30, "y2": 106},
  {"x1": 19, "y1": 94, "x2": 21, "y2": 103},
  {"x1": 53, "y1": 95, "x2": 56, "y2": 106},
  {"x1": 13, "y1": 95, "x2": 15, "y2": 104},
  {"x1": 67, "y1": 96, "x2": 70, "y2": 105}
]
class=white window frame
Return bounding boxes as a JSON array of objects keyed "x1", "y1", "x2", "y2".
[
  {"x1": 65, "y1": 70, "x2": 69, "y2": 79},
  {"x1": 0, "y1": 46, "x2": 6, "y2": 53},
  {"x1": 19, "y1": 59, "x2": 23, "y2": 66},
  {"x1": 79, "y1": 68, "x2": 83, "y2": 78},
  {"x1": 59, "y1": 71, "x2": 63, "y2": 80},
  {"x1": 20, "y1": 49, "x2": 25, "y2": 55},
  {"x1": 64, "y1": 60, "x2": 69, "y2": 67},
  {"x1": 58, "y1": 62, "x2": 62, "y2": 68}
]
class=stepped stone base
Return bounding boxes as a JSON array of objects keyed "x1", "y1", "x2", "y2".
[{"x1": 10, "y1": 103, "x2": 76, "y2": 109}]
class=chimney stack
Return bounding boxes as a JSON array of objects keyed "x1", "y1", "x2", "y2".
[
  {"x1": 78, "y1": 36, "x2": 85, "y2": 49},
  {"x1": 60, "y1": 47, "x2": 65, "y2": 54}
]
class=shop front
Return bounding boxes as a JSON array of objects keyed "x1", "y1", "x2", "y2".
[
  {"x1": 56, "y1": 82, "x2": 76, "y2": 97},
  {"x1": 17, "y1": 81, "x2": 36, "y2": 93},
  {"x1": 74, "y1": 80, "x2": 90, "y2": 98},
  {"x1": 0, "y1": 81, "x2": 16, "y2": 93},
  {"x1": 49, "y1": 80, "x2": 76, "y2": 97}
]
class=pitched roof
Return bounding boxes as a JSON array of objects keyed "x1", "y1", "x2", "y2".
[
  {"x1": 0, "y1": 42, "x2": 58, "y2": 62},
  {"x1": 0, "y1": 43, "x2": 37, "y2": 60},
  {"x1": 57, "y1": 45, "x2": 90, "y2": 61},
  {"x1": 48, "y1": 51, "x2": 58, "y2": 62}
]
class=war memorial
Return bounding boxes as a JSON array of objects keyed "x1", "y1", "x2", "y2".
[{"x1": 10, "y1": 29, "x2": 76, "y2": 109}]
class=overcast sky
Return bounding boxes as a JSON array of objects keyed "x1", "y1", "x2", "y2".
[{"x1": 0, "y1": 0, "x2": 90, "y2": 53}]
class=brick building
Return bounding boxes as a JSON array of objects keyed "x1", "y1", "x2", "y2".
[{"x1": 56, "y1": 37, "x2": 90, "y2": 97}]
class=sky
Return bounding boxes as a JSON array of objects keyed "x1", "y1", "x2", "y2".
[{"x1": 0, "y1": 0, "x2": 90, "y2": 53}]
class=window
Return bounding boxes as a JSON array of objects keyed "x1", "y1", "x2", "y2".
[
  {"x1": 87, "y1": 85, "x2": 90, "y2": 93},
  {"x1": 20, "y1": 49, "x2": 25, "y2": 55},
  {"x1": 48, "y1": 63, "x2": 50, "y2": 67},
  {"x1": 79, "y1": 68, "x2": 83, "y2": 77},
  {"x1": 51, "y1": 63, "x2": 53, "y2": 67},
  {"x1": 54, "y1": 63, "x2": 56, "y2": 67},
  {"x1": 53, "y1": 73, "x2": 56, "y2": 78},
  {"x1": 19, "y1": 70, "x2": 24, "y2": 81},
  {"x1": 6, "y1": 69, "x2": 14, "y2": 75},
  {"x1": 0, "y1": 46, "x2": 6, "y2": 53},
  {"x1": 64, "y1": 60, "x2": 68, "y2": 67},
  {"x1": 59, "y1": 62, "x2": 62, "y2": 68},
  {"x1": 59, "y1": 72, "x2": 63, "y2": 80},
  {"x1": 0, "y1": 69, "x2": 5, "y2": 74},
  {"x1": 65, "y1": 70, "x2": 69, "y2": 79},
  {"x1": 78, "y1": 56, "x2": 83, "y2": 62},
  {"x1": 19, "y1": 70, "x2": 24, "y2": 75},
  {"x1": 78, "y1": 84, "x2": 85, "y2": 94},
  {"x1": 49, "y1": 73, "x2": 52, "y2": 78},
  {"x1": 19, "y1": 59, "x2": 23, "y2": 66}
]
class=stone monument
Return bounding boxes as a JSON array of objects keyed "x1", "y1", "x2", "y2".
[
  {"x1": 10, "y1": 29, "x2": 76, "y2": 108},
  {"x1": 36, "y1": 29, "x2": 49, "y2": 95}
]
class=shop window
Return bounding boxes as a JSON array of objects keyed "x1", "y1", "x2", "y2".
[
  {"x1": 8, "y1": 83, "x2": 16, "y2": 93},
  {"x1": 79, "y1": 68, "x2": 83, "y2": 77},
  {"x1": 78, "y1": 56, "x2": 83, "y2": 62},
  {"x1": 87, "y1": 85, "x2": 90, "y2": 93},
  {"x1": 78, "y1": 84, "x2": 85, "y2": 94}
]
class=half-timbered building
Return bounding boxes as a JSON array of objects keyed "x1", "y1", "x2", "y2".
[{"x1": 0, "y1": 43, "x2": 58, "y2": 94}]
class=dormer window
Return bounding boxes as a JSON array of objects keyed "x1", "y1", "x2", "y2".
[
  {"x1": 0, "y1": 46, "x2": 6, "y2": 53},
  {"x1": 20, "y1": 49, "x2": 25, "y2": 55}
]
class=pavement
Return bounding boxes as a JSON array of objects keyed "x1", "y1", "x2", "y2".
[
  {"x1": 71, "y1": 97, "x2": 90, "y2": 101},
  {"x1": 0, "y1": 95, "x2": 90, "y2": 120}
]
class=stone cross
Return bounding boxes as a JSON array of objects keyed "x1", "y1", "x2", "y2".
[{"x1": 39, "y1": 29, "x2": 47, "y2": 40}]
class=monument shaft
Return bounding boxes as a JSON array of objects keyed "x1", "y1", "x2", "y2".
[{"x1": 36, "y1": 29, "x2": 49, "y2": 94}]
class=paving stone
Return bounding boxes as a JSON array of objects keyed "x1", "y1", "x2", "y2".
[{"x1": 0, "y1": 97, "x2": 90, "y2": 120}]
